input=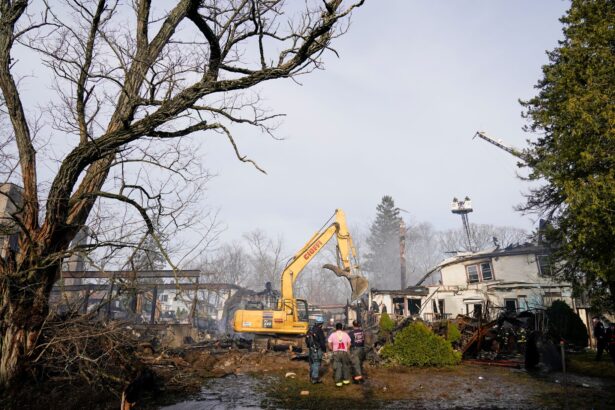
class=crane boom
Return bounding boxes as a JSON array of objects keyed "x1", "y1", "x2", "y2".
[{"x1": 473, "y1": 131, "x2": 526, "y2": 161}]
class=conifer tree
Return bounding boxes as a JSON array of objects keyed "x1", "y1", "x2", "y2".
[
  {"x1": 365, "y1": 196, "x2": 402, "y2": 289},
  {"x1": 520, "y1": 0, "x2": 615, "y2": 310}
]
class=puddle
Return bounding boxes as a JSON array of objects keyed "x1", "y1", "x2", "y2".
[{"x1": 160, "y1": 375, "x2": 272, "y2": 410}]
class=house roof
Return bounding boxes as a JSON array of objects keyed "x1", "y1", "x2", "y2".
[{"x1": 415, "y1": 243, "x2": 549, "y2": 286}]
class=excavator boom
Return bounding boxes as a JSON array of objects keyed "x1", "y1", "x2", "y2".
[{"x1": 280, "y1": 209, "x2": 366, "y2": 302}]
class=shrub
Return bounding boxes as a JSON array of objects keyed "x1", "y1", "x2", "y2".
[
  {"x1": 546, "y1": 300, "x2": 588, "y2": 348},
  {"x1": 381, "y1": 322, "x2": 462, "y2": 366},
  {"x1": 447, "y1": 322, "x2": 461, "y2": 345},
  {"x1": 379, "y1": 312, "x2": 395, "y2": 333}
]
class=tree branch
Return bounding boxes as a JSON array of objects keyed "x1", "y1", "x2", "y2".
[{"x1": 0, "y1": 0, "x2": 39, "y2": 235}]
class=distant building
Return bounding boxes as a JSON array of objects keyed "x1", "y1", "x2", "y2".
[
  {"x1": 1, "y1": 182, "x2": 88, "y2": 277},
  {"x1": 0, "y1": 183, "x2": 23, "y2": 258}
]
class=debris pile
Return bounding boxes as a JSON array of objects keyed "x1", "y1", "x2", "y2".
[
  {"x1": 32, "y1": 312, "x2": 142, "y2": 392},
  {"x1": 453, "y1": 310, "x2": 551, "y2": 369}
]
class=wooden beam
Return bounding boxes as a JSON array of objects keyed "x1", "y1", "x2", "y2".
[
  {"x1": 51, "y1": 282, "x2": 240, "y2": 292},
  {"x1": 60, "y1": 269, "x2": 201, "y2": 279}
]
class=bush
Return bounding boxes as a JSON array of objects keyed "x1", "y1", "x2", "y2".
[
  {"x1": 546, "y1": 300, "x2": 588, "y2": 348},
  {"x1": 379, "y1": 312, "x2": 395, "y2": 333},
  {"x1": 381, "y1": 322, "x2": 461, "y2": 367},
  {"x1": 447, "y1": 322, "x2": 461, "y2": 345}
]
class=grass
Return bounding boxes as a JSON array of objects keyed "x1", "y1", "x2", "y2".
[{"x1": 566, "y1": 350, "x2": 615, "y2": 379}]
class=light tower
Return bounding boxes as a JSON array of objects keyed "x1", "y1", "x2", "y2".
[{"x1": 451, "y1": 196, "x2": 474, "y2": 251}]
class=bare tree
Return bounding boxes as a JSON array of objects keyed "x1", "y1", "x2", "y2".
[
  {"x1": 198, "y1": 241, "x2": 249, "y2": 286},
  {"x1": 438, "y1": 223, "x2": 529, "y2": 254},
  {"x1": 0, "y1": 0, "x2": 364, "y2": 386},
  {"x1": 243, "y1": 229, "x2": 284, "y2": 290}
]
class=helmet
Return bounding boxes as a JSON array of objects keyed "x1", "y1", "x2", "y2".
[{"x1": 314, "y1": 316, "x2": 324, "y2": 324}]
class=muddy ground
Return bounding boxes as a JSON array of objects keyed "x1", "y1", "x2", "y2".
[
  {"x1": 157, "y1": 349, "x2": 615, "y2": 409},
  {"x1": 4, "y1": 348, "x2": 615, "y2": 409}
]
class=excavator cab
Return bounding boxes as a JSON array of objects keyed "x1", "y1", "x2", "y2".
[{"x1": 296, "y1": 299, "x2": 309, "y2": 322}]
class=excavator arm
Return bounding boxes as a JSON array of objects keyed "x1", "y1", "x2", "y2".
[{"x1": 280, "y1": 209, "x2": 368, "y2": 302}]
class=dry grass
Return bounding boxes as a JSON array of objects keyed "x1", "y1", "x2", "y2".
[{"x1": 566, "y1": 350, "x2": 615, "y2": 379}]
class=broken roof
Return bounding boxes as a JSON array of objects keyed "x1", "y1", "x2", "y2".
[{"x1": 415, "y1": 243, "x2": 549, "y2": 286}]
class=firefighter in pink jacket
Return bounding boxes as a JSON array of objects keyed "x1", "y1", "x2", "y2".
[{"x1": 327, "y1": 322, "x2": 352, "y2": 387}]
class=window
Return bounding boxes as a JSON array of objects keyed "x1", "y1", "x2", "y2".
[
  {"x1": 466, "y1": 303, "x2": 483, "y2": 319},
  {"x1": 480, "y1": 262, "x2": 493, "y2": 281},
  {"x1": 430, "y1": 299, "x2": 446, "y2": 319},
  {"x1": 504, "y1": 298, "x2": 518, "y2": 312},
  {"x1": 296, "y1": 299, "x2": 309, "y2": 322},
  {"x1": 543, "y1": 291, "x2": 562, "y2": 307},
  {"x1": 393, "y1": 297, "x2": 405, "y2": 316},
  {"x1": 160, "y1": 294, "x2": 168, "y2": 302},
  {"x1": 537, "y1": 255, "x2": 552, "y2": 276},
  {"x1": 467, "y1": 265, "x2": 480, "y2": 283},
  {"x1": 518, "y1": 295, "x2": 528, "y2": 310},
  {"x1": 408, "y1": 299, "x2": 421, "y2": 315},
  {"x1": 431, "y1": 299, "x2": 445, "y2": 315},
  {"x1": 465, "y1": 262, "x2": 495, "y2": 283}
]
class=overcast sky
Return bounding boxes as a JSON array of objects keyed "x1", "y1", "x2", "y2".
[
  {"x1": 200, "y1": 0, "x2": 570, "y2": 251},
  {"x1": 9, "y1": 1, "x2": 571, "y2": 257}
]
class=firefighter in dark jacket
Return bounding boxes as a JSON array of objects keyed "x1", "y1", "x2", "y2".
[
  {"x1": 348, "y1": 320, "x2": 365, "y2": 383},
  {"x1": 607, "y1": 323, "x2": 615, "y2": 366},
  {"x1": 593, "y1": 316, "x2": 607, "y2": 361},
  {"x1": 306, "y1": 317, "x2": 327, "y2": 384}
]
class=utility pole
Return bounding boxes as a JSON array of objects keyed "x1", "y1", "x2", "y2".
[{"x1": 400, "y1": 219, "x2": 407, "y2": 290}]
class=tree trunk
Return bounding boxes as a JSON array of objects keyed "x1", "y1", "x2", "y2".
[{"x1": 0, "y1": 270, "x2": 54, "y2": 388}]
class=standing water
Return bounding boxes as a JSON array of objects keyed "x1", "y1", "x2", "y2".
[{"x1": 160, "y1": 374, "x2": 273, "y2": 410}]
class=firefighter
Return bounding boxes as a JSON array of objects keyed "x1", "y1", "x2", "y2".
[
  {"x1": 306, "y1": 316, "x2": 327, "y2": 384},
  {"x1": 327, "y1": 322, "x2": 352, "y2": 387},
  {"x1": 593, "y1": 316, "x2": 607, "y2": 361},
  {"x1": 607, "y1": 322, "x2": 615, "y2": 366},
  {"x1": 348, "y1": 320, "x2": 366, "y2": 383}
]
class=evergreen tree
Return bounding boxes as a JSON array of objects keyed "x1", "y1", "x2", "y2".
[
  {"x1": 546, "y1": 300, "x2": 589, "y2": 348},
  {"x1": 520, "y1": 0, "x2": 615, "y2": 311},
  {"x1": 365, "y1": 196, "x2": 402, "y2": 289}
]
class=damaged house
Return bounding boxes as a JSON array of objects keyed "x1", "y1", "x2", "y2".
[
  {"x1": 416, "y1": 243, "x2": 586, "y2": 324},
  {"x1": 370, "y1": 243, "x2": 590, "y2": 332}
]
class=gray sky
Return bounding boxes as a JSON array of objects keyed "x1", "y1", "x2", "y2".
[
  {"x1": 202, "y1": 1, "x2": 570, "y2": 251},
  {"x1": 8, "y1": 1, "x2": 570, "y2": 257}
]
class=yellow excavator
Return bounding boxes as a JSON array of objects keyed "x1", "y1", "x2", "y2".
[{"x1": 232, "y1": 209, "x2": 368, "y2": 348}]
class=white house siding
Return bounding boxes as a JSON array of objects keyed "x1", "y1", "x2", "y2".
[
  {"x1": 437, "y1": 263, "x2": 468, "y2": 287},
  {"x1": 418, "y1": 246, "x2": 574, "y2": 321}
]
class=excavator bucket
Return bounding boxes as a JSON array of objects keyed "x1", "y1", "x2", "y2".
[{"x1": 322, "y1": 264, "x2": 369, "y2": 301}]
